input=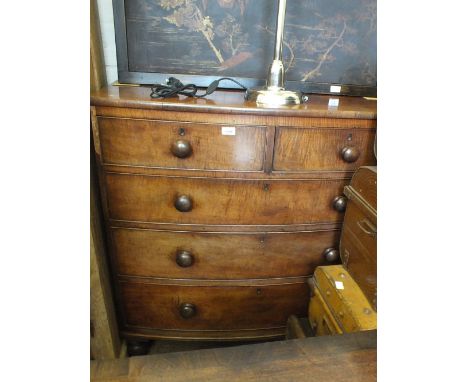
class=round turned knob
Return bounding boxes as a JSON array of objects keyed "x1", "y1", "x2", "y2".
[
  {"x1": 174, "y1": 195, "x2": 192, "y2": 212},
  {"x1": 323, "y1": 248, "x2": 339, "y2": 263},
  {"x1": 341, "y1": 146, "x2": 360, "y2": 163},
  {"x1": 332, "y1": 195, "x2": 348, "y2": 212},
  {"x1": 175, "y1": 250, "x2": 194, "y2": 267},
  {"x1": 179, "y1": 303, "x2": 197, "y2": 319},
  {"x1": 171, "y1": 140, "x2": 192, "y2": 158}
]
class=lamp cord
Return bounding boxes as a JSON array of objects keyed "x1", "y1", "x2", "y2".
[{"x1": 150, "y1": 77, "x2": 247, "y2": 99}]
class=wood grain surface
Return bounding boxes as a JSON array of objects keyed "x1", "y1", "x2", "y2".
[
  {"x1": 111, "y1": 228, "x2": 340, "y2": 279},
  {"x1": 91, "y1": 86, "x2": 377, "y2": 120},
  {"x1": 119, "y1": 280, "x2": 309, "y2": 331},
  {"x1": 341, "y1": 202, "x2": 377, "y2": 267},
  {"x1": 98, "y1": 117, "x2": 266, "y2": 171},
  {"x1": 341, "y1": 166, "x2": 377, "y2": 310},
  {"x1": 308, "y1": 286, "x2": 343, "y2": 336},
  {"x1": 90, "y1": 86, "x2": 377, "y2": 341},
  {"x1": 274, "y1": 127, "x2": 376, "y2": 171},
  {"x1": 345, "y1": 166, "x2": 377, "y2": 211},
  {"x1": 94, "y1": 106, "x2": 376, "y2": 132},
  {"x1": 105, "y1": 173, "x2": 348, "y2": 225},
  {"x1": 90, "y1": 330, "x2": 377, "y2": 382},
  {"x1": 312, "y1": 266, "x2": 377, "y2": 333},
  {"x1": 340, "y1": 202, "x2": 377, "y2": 311}
]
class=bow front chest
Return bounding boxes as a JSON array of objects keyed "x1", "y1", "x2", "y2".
[{"x1": 91, "y1": 86, "x2": 376, "y2": 342}]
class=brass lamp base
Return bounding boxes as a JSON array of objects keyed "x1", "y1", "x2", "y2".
[{"x1": 245, "y1": 87, "x2": 306, "y2": 106}]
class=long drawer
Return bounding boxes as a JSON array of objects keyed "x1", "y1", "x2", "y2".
[
  {"x1": 120, "y1": 280, "x2": 309, "y2": 330},
  {"x1": 105, "y1": 173, "x2": 347, "y2": 225},
  {"x1": 97, "y1": 118, "x2": 266, "y2": 171},
  {"x1": 273, "y1": 127, "x2": 376, "y2": 171},
  {"x1": 111, "y1": 228, "x2": 340, "y2": 279}
]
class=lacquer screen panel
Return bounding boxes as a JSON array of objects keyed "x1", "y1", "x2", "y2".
[{"x1": 122, "y1": 0, "x2": 376, "y2": 88}]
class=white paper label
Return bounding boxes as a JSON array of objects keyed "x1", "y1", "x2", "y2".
[
  {"x1": 222, "y1": 126, "x2": 236, "y2": 136},
  {"x1": 330, "y1": 85, "x2": 341, "y2": 93},
  {"x1": 328, "y1": 98, "x2": 339, "y2": 107},
  {"x1": 335, "y1": 281, "x2": 344, "y2": 290}
]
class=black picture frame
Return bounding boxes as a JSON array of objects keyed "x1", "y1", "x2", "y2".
[{"x1": 112, "y1": 0, "x2": 376, "y2": 97}]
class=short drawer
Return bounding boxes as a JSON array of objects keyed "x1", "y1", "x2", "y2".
[
  {"x1": 112, "y1": 228, "x2": 340, "y2": 279},
  {"x1": 120, "y1": 280, "x2": 309, "y2": 330},
  {"x1": 97, "y1": 118, "x2": 266, "y2": 171},
  {"x1": 105, "y1": 173, "x2": 348, "y2": 225},
  {"x1": 273, "y1": 127, "x2": 376, "y2": 171}
]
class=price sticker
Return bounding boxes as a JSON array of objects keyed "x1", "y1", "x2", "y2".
[
  {"x1": 335, "y1": 281, "x2": 344, "y2": 290},
  {"x1": 222, "y1": 126, "x2": 236, "y2": 136},
  {"x1": 330, "y1": 85, "x2": 342, "y2": 93},
  {"x1": 328, "y1": 98, "x2": 340, "y2": 108}
]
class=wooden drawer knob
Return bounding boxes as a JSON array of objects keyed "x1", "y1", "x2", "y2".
[
  {"x1": 323, "y1": 248, "x2": 339, "y2": 263},
  {"x1": 171, "y1": 140, "x2": 192, "y2": 158},
  {"x1": 175, "y1": 250, "x2": 194, "y2": 267},
  {"x1": 341, "y1": 146, "x2": 360, "y2": 163},
  {"x1": 174, "y1": 195, "x2": 193, "y2": 212},
  {"x1": 332, "y1": 195, "x2": 347, "y2": 212},
  {"x1": 179, "y1": 303, "x2": 197, "y2": 319}
]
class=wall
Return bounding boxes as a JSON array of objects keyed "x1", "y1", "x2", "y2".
[{"x1": 96, "y1": 0, "x2": 118, "y2": 84}]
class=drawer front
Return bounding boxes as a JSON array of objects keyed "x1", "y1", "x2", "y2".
[
  {"x1": 112, "y1": 228, "x2": 340, "y2": 279},
  {"x1": 98, "y1": 118, "x2": 266, "y2": 171},
  {"x1": 120, "y1": 281, "x2": 309, "y2": 330},
  {"x1": 105, "y1": 173, "x2": 347, "y2": 225},
  {"x1": 273, "y1": 128, "x2": 376, "y2": 171}
]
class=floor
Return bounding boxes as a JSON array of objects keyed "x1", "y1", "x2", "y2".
[{"x1": 91, "y1": 330, "x2": 377, "y2": 382}]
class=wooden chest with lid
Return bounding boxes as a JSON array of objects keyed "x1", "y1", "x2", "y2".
[
  {"x1": 341, "y1": 166, "x2": 377, "y2": 311},
  {"x1": 91, "y1": 86, "x2": 377, "y2": 343}
]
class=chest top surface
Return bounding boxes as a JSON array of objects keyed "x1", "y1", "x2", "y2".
[{"x1": 91, "y1": 86, "x2": 377, "y2": 120}]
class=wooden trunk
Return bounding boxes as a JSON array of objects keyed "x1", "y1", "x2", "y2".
[
  {"x1": 91, "y1": 86, "x2": 377, "y2": 341},
  {"x1": 341, "y1": 166, "x2": 377, "y2": 310},
  {"x1": 308, "y1": 265, "x2": 377, "y2": 336}
]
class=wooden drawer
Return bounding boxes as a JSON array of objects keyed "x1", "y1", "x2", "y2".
[
  {"x1": 112, "y1": 228, "x2": 340, "y2": 279},
  {"x1": 105, "y1": 173, "x2": 347, "y2": 225},
  {"x1": 273, "y1": 127, "x2": 376, "y2": 171},
  {"x1": 120, "y1": 280, "x2": 309, "y2": 330},
  {"x1": 97, "y1": 117, "x2": 266, "y2": 171}
]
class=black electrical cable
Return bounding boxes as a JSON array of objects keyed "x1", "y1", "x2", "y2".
[{"x1": 150, "y1": 77, "x2": 247, "y2": 99}]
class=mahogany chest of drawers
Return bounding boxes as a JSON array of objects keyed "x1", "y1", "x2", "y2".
[{"x1": 91, "y1": 86, "x2": 377, "y2": 342}]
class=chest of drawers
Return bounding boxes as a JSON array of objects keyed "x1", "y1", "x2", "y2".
[{"x1": 91, "y1": 86, "x2": 377, "y2": 342}]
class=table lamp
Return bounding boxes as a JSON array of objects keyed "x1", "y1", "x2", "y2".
[{"x1": 245, "y1": 0, "x2": 306, "y2": 106}]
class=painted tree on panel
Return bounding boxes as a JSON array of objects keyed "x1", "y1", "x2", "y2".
[
  {"x1": 156, "y1": 0, "x2": 250, "y2": 66},
  {"x1": 130, "y1": 0, "x2": 376, "y2": 86}
]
